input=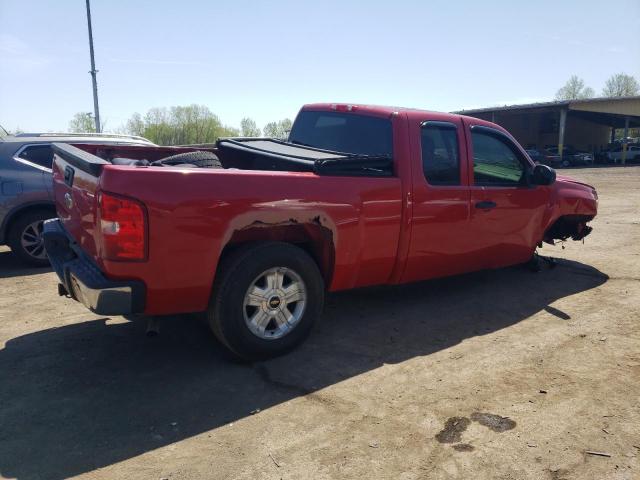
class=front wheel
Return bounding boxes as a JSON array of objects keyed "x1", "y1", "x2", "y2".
[{"x1": 208, "y1": 242, "x2": 324, "y2": 361}]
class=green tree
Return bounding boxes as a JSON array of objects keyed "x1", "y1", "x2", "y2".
[
  {"x1": 240, "y1": 117, "x2": 261, "y2": 137},
  {"x1": 121, "y1": 104, "x2": 239, "y2": 145},
  {"x1": 68, "y1": 112, "x2": 96, "y2": 133},
  {"x1": 124, "y1": 112, "x2": 145, "y2": 137},
  {"x1": 263, "y1": 118, "x2": 292, "y2": 139},
  {"x1": 555, "y1": 75, "x2": 595, "y2": 101},
  {"x1": 602, "y1": 73, "x2": 639, "y2": 97}
]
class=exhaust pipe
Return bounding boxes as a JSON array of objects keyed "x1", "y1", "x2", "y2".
[{"x1": 146, "y1": 317, "x2": 160, "y2": 337}]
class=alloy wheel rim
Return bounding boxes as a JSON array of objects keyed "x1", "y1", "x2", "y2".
[
  {"x1": 20, "y1": 221, "x2": 46, "y2": 260},
  {"x1": 243, "y1": 267, "x2": 307, "y2": 340}
]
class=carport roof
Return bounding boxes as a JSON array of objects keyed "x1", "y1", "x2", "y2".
[
  {"x1": 454, "y1": 96, "x2": 640, "y2": 114},
  {"x1": 454, "y1": 96, "x2": 640, "y2": 128}
]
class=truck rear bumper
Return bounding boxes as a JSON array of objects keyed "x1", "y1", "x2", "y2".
[{"x1": 43, "y1": 219, "x2": 145, "y2": 315}]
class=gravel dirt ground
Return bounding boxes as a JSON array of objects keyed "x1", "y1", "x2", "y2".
[{"x1": 0, "y1": 166, "x2": 638, "y2": 480}]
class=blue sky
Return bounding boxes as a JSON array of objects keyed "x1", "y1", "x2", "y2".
[{"x1": 1, "y1": 0, "x2": 639, "y2": 133}]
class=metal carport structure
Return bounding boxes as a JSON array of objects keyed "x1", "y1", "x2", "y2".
[{"x1": 455, "y1": 96, "x2": 640, "y2": 163}]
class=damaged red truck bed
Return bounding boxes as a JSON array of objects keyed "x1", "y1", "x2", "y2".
[{"x1": 43, "y1": 103, "x2": 597, "y2": 359}]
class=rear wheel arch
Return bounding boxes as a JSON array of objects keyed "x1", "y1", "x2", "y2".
[{"x1": 217, "y1": 221, "x2": 335, "y2": 286}]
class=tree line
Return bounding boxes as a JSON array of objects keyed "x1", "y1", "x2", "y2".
[
  {"x1": 555, "y1": 72, "x2": 639, "y2": 100},
  {"x1": 68, "y1": 105, "x2": 293, "y2": 146}
]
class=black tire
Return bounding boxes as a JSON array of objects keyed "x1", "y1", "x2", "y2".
[
  {"x1": 153, "y1": 151, "x2": 222, "y2": 168},
  {"x1": 208, "y1": 242, "x2": 324, "y2": 361},
  {"x1": 7, "y1": 210, "x2": 55, "y2": 267}
]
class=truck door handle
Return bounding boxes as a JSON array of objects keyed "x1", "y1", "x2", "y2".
[{"x1": 475, "y1": 201, "x2": 497, "y2": 209}]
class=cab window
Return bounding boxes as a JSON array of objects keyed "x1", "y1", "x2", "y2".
[
  {"x1": 471, "y1": 130, "x2": 526, "y2": 186},
  {"x1": 289, "y1": 111, "x2": 392, "y2": 157},
  {"x1": 421, "y1": 123, "x2": 460, "y2": 185}
]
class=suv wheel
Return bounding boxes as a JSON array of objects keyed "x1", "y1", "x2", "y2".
[
  {"x1": 208, "y1": 242, "x2": 324, "y2": 361},
  {"x1": 8, "y1": 210, "x2": 55, "y2": 267}
]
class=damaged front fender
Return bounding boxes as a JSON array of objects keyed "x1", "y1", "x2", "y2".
[{"x1": 542, "y1": 175, "x2": 597, "y2": 245}]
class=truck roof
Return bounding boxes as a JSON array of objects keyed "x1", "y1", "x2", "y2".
[{"x1": 301, "y1": 103, "x2": 471, "y2": 123}]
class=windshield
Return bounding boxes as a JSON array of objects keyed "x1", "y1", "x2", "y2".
[{"x1": 288, "y1": 111, "x2": 392, "y2": 157}]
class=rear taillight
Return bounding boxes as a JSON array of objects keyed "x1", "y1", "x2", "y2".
[{"x1": 98, "y1": 191, "x2": 147, "y2": 261}]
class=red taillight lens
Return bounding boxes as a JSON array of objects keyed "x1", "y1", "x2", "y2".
[{"x1": 98, "y1": 191, "x2": 147, "y2": 261}]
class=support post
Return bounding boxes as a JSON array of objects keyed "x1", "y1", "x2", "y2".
[
  {"x1": 85, "y1": 0, "x2": 101, "y2": 133},
  {"x1": 558, "y1": 108, "x2": 567, "y2": 161},
  {"x1": 621, "y1": 116, "x2": 630, "y2": 165}
]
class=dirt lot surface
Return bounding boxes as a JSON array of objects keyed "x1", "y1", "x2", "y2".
[{"x1": 1, "y1": 167, "x2": 639, "y2": 480}]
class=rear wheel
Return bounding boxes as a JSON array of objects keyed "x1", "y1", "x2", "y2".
[
  {"x1": 208, "y1": 242, "x2": 324, "y2": 361},
  {"x1": 8, "y1": 210, "x2": 55, "y2": 267}
]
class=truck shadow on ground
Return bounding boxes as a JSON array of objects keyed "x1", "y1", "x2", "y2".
[{"x1": 0, "y1": 259, "x2": 607, "y2": 480}]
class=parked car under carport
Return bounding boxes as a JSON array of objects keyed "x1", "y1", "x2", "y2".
[
  {"x1": 606, "y1": 144, "x2": 640, "y2": 164},
  {"x1": 545, "y1": 145, "x2": 594, "y2": 167},
  {"x1": 525, "y1": 148, "x2": 561, "y2": 167}
]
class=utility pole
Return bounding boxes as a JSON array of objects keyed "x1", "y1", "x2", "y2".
[{"x1": 85, "y1": 0, "x2": 101, "y2": 132}]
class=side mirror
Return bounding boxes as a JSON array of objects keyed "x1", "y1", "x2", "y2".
[{"x1": 531, "y1": 164, "x2": 556, "y2": 186}]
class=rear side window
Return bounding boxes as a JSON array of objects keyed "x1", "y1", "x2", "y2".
[
  {"x1": 289, "y1": 111, "x2": 393, "y2": 157},
  {"x1": 471, "y1": 130, "x2": 526, "y2": 186},
  {"x1": 16, "y1": 144, "x2": 54, "y2": 170},
  {"x1": 421, "y1": 123, "x2": 460, "y2": 185}
]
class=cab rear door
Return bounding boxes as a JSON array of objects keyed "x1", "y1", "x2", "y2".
[{"x1": 401, "y1": 116, "x2": 475, "y2": 283}]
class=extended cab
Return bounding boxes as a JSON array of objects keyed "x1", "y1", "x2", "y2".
[{"x1": 43, "y1": 104, "x2": 598, "y2": 359}]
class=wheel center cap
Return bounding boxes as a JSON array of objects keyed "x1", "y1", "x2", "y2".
[{"x1": 268, "y1": 296, "x2": 281, "y2": 309}]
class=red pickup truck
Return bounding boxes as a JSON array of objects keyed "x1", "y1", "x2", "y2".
[{"x1": 43, "y1": 103, "x2": 597, "y2": 359}]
